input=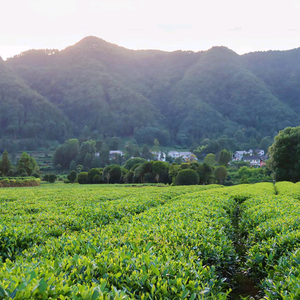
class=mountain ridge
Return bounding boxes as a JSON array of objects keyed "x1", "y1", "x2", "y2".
[{"x1": 2, "y1": 36, "x2": 300, "y2": 147}]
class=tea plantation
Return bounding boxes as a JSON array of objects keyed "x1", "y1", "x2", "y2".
[{"x1": 1, "y1": 182, "x2": 300, "y2": 299}]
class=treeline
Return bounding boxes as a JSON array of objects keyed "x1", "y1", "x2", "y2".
[
  {"x1": 52, "y1": 138, "x2": 157, "y2": 171},
  {"x1": 0, "y1": 150, "x2": 39, "y2": 177},
  {"x1": 65, "y1": 154, "x2": 231, "y2": 186},
  {"x1": 52, "y1": 134, "x2": 273, "y2": 174}
]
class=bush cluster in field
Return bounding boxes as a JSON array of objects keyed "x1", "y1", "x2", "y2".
[{"x1": 0, "y1": 177, "x2": 40, "y2": 187}]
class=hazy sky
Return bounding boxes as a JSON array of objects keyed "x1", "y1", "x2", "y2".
[{"x1": 1, "y1": 0, "x2": 300, "y2": 59}]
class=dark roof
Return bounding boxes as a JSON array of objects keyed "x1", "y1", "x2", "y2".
[{"x1": 243, "y1": 156, "x2": 261, "y2": 160}]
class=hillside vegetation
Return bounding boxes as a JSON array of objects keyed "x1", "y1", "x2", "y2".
[{"x1": 2, "y1": 37, "x2": 300, "y2": 145}]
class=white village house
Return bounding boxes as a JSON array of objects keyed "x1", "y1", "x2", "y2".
[
  {"x1": 152, "y1": 151, "x2": 166, "y2": 161},
  {"x1": 233, "y1": 149, "x2": 265, "y2": 161},
  {"x1": 232, "y1": 149, "x2": 267, "y2": 167},
  {"x1": 168, "y1": 151, "x2": 197, "y2": 162}
]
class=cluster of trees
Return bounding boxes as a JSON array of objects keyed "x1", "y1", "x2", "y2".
[
  {"x1": 52, "y1": 138, "x2": 159, "y2": 171},
  {"x1": 0, "y1": 150, "x2": 39, "y2": 177},
  {"x1": 191, "y1": 134, "x2": 272, "y2": 159},
  {"x1": 227, "y1": 161, "x2": 271, "y2": 184},
  {"x1": 66, "y1": 149, "x2": 232, "y2": 186}
]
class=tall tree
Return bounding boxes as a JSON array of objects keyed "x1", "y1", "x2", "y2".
[
  {"x1": 269, "y1": 126, "x2": 300, "y2": 182},
  {"x1": 17, "y1": 152, "x2": 38, "y2": 176},
  {"x1": 218, "y1": 149, "x2": 231, "y2": 166},
  {"x1": 204, "y1": 153, "x2": 216, "y2": 166},
  {"x1": 0, "y1": 150, "x2": 12, "y2": 175},
  {"x1": 214, "y1": 166, "x2": 228, "y2": 184}
]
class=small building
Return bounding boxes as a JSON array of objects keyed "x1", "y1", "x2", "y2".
[
  {"x1": 168, "y1": 151, "x2": 197, "y2": 162},
  {"x1": 152, "y1": 151, "x2": 166, "y2": 161},
  {"x1": 243, "y1": 155, "x2": 261, "y2": 167},
  {"x1": 233, "y1": 149, "x2": 264, "y2": 161},
  {"x1": 109, "y1": 150, "x2": 124, "y2": 158}
]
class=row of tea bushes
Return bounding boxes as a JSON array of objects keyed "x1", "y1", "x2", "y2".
[
  {"x1": 0, "y1": 185, "x2": 235, "y2": 299},
  {"x1": 240, "y1": 183, "x2": 300, "y2": 298},
  {"x1": 0, "y1": 185, "x2": 222, "y2": 263},
  {"x1": 2, "y1": 181, "x2": 295, "y2": 299}
]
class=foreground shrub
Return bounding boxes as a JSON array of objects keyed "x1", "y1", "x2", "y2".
[
  {"x1": 87, "y1": 168, "x2": 101, "y2": 183},
  {"x1": 44, "y1": 174, "x2": 57, "y2": 183},
  {"x1": 93, "y1": 174, "x2": 102, "y2": 183},
  {"x1": 0, "y1": 178, "x2": 40, "y2": 188},
  {"x1": 67, "y1": 170, "x2": 77, "y2": 183},
  {"x1": 175, "y1": 169, "x2": 199, "y2": 186},
  {"x1": 77, "y1": 172, "x2": 88, "y2": 184},
  {"x1": 125, "y1": 171, "x2": 134, "y2": 183}
]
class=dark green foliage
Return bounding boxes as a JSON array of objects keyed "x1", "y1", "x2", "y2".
[
  {"x1": 160, "y1": 171, "x2": 170, "y2": 184},
  {"x1": 102, "y1": 165, "x2": 122, "y2": 183},
  {"x1": 259, "y1": 137, "x2": 272, "y2": 153},
  {"x1": 31, "y1": 172, "x2": 40, "y2": 178},
  {"x1": 44, "y1": 174, "x2": 57, "y2": 183},
  {"x1": 169, "y1": 164, "x2": 180, "y2": 183},
  {"x1": 48, "y1": 174, "x2": 57, "y2": 183},
  {"x1": 135, "y1": 127, "x2": 170, "y2": 146},
  {"x1": 123, "y1": 157, "x2": 147, "y2": 170},
  {"x1": 83, "y1": 153, "x2": 92, "y2": 170},
  {"x1": 17, "y1": 152, "x2": 39, "y2": 176},
  {"x1": 106, "y1": 137, "x2": 122, "y2": 150},
  {"x1": 109, "y1": 165, "x2": 122, "y2": 184},
  {"x1": 77, "y1": 172, "x2": 88, "y2": 184},
  {"x1": 0, "y1": 150, "x2": 12, "y2": 176},
  {"x1": 125, "y1": 171, "x2": 134, "y2": 183},
  {"x1": 0, "y1": 58, "x2": 71, "y2": 140},
  {"x1": 197, "y1": 163, "x2": 214, "y2": 185},
  {"x1": 141, "y1": 145, "x2": 153, "y2": 160},
  {"x1": 93, "y1": 174, "x2": 102, "y2": 184},
  {"x1": 214, "y1": 166, "x2": 228, "y2": 185},
  {"x1": 99, "y1": 145, "x2": 110, "y2": 166},
  {"x1": 67, "y1": 170, "x2": 77, "y2": 183},
  {"x1": 87, "y1": 168, "x2": 101, "y2": 183},
  {"x1": 180, "y1": 163, "x2": 189, "y2": 170},
  {"x1": 204, "y1": 154, "x2": 216, "y2": 166},
  {"x1": 53, "y1": 139, "x2": 79, "y2": 169},
  {"x1": 153, "y1": 161, "x2": 169, "y2": 182},
  {"x1": 175, "y1": 169, "x2": 199, "y2": 186},
  {"x1": 77, "y1": 141, "x2": 96, "y2": 165},
  {"x1": 144, "y1": 172, "x2": 156, "y2": 183},
  {"x1": 69, "y1": 160, "x2": 76, "y2": 171},
  {"x1": 269, "y1": 126, "x2": 300, "y2": 182},
  {"x1": 218, "y1": 149, "x2": 231, "y2": 166}
]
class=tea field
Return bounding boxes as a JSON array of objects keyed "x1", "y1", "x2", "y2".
[{"x1": 1, "y1": 182, "x2": 300, "y2": 299}]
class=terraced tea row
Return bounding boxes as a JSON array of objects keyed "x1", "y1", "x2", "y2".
[
  {"x1": 1, "y1": 182, "x2": 300, "y2": 299},
  {"x1": 0, "y1": 185, "x2": 221, "y2": 262},
  {"x1": 240, "y1": 188, "x2": 300, "y2": 299}
]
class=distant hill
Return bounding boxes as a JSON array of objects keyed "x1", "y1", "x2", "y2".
[
  {"x1": 3, "y1": 36, "x2": 300, "y2": 146},
  {"x1": 0, "y1": 56, "x2": 71, "y2": 140}
]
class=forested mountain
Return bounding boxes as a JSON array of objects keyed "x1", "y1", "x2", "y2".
[
  {"x1": 3, "y1": 36, "x2": 300, "y2": 147},
  {"x1": 0, "y1": 56, "x2": 71, "y2": 140}
]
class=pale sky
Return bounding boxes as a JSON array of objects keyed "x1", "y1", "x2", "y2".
[{"x1": 1, "y1": 0, "x2": 300, "y2": 60}]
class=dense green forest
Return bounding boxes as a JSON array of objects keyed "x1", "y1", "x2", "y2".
[{"x1": 1, "y1": 36, "x2": 300, "y2": 149}]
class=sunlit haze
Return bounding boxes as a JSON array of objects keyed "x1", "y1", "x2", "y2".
[{"x1": 1, "y1": 0, "x2": 300, "y2": 59}]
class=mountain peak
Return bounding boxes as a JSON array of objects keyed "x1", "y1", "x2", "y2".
[{"x1": 78, "y1": 36, "x2": 106, "y2": 44}]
